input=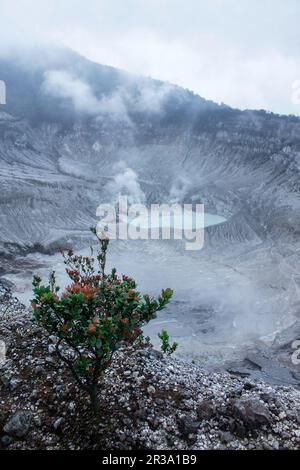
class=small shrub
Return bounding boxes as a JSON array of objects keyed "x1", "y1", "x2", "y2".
[
  {"x1": 31, "y1": 227, "x2": 173, "y2": 412},
  {"x1": 158, "y1": 329, "x2": 178, "y2": 356}
]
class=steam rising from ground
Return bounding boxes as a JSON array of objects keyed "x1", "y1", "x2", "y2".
[
  {"x1": 104, "y1": 161, "x2": 146, "y2": 204},
  {"x1": 7, "y1": 236, "x2": 296, "y2": 371},
  {"x1": 169, "y1": 174, "x2": 192, "y2": 203}
]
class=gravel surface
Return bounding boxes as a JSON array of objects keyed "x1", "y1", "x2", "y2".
[{"x1": 1, "y1": 281, "x2": 300, "y2": 450}]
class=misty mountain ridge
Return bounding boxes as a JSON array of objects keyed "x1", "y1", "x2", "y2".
[
  {"x1": 0, "y1": 46, "x2": 300, "y2": 255},
  {"x1": 1, "y1": 45, "x2": 300, "y2": 375},
  {"x1": 0, "y1": 46, "x2": 224, "y2": 126}
]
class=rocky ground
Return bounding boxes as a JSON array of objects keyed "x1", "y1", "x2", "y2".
[{"x1": 0, "y1": 281, "x2": 300, "y2": 450}]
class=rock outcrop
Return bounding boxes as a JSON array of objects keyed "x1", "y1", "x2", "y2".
[{"x1": 1, "y1": 283, "x2": 300, "y2": 450}]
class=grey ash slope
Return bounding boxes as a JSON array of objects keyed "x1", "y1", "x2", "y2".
[
  {"x1": 1, "y1": 285, "x2": 300, "y2": 450},
  {"x1": 1, "y1": 47, "x2": 300, "y2": 382},
  {"x1": 0, "y1": 47, "x2": 300, "y2": 256}
]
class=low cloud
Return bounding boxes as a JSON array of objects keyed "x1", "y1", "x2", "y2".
[
  {"x1": 132, "y1": 81, "x2": 175, "y2": 114},
  {"x1": 43, "y1": 70, "x2": 99, "y2": 113},
  {"x1": 42, "y1": 70, "x2": 174, "y2": 121},
  {"x1": 42, "y1": 70, "x2": 130, "y2": 122},
  {"x1": 1, "y1": 0, "x2": 300, "y2": 115}
]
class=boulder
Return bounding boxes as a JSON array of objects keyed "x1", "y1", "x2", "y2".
[
  {"x1": 3, "y1": 411, "x2": 33, "y2": 438},
  {"x1": 177, "y1": 415, "x2": 200, "y2": 442},
  {"x1": 197, "y1": 400, "x2": 216, "y2": 420},
  {"x1": 229, "y1": 397, "x2": 272, "y2": 429}
]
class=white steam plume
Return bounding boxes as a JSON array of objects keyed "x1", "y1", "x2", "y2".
[{"x1": 105, "y1": 161, "x2": 145, "y2": 204}]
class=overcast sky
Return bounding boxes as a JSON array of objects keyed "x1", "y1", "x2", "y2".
[{"x1": 1, "y1": 0, "x2": 300, "y2": 115}]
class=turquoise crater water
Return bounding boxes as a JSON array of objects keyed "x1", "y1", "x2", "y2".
[{"x1": 123, "y1": 211, "x2": 226, "y2": 231}]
